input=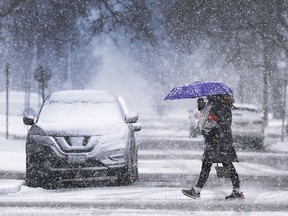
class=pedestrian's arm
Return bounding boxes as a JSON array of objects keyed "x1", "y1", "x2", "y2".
[{"x1": 210, "y1": 101, "x2": 229, "y2": 128}]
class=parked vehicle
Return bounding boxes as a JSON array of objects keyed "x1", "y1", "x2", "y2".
[
  {"x1": 23, "y1": 90, "x2": 141, "y2": 189},
  {"x1": 188, "y1": 109, "x2": 201, "y2": 137},
  {"x1": 188, "y1": 102, "x2": 265, "y2": 149},
  {"x1": 232, "y1": 103, "x2": 265, "y2": 149}
]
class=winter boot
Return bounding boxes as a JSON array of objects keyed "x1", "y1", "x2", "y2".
[
  {"x1": 182, "y1": 187, "x2": 201, "y2": 199},
  {"x1": 225, "y1": 190, "x2": 245, "y2": 200}
]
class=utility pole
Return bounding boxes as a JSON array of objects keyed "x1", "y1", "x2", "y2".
[
  {"x1": 281, "y1": 73, "x2": 288, "y2": 141},
  {"x1": 262, "y1": 38, "x2": 270, "y2": 125},
  {"x1": 5, "y1": 63, "x2": 9, "y2": 139}
]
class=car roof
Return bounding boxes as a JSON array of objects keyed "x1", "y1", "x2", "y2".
[{"x1": 48, "y1": 90, "x2": 116, "y2": 104}]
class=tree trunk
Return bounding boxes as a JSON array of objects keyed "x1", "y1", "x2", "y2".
[{"x1": 262, "y1": 39, "x2": 271, "y2": 123}]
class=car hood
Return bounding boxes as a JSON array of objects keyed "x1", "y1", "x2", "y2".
[{"x1": 30, "y1": 121, "x2": 128, "y2": 136}]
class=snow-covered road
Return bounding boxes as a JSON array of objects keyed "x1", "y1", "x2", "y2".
[{"x1": 1, "y1": 119, "x2": 288, "y2": 215}]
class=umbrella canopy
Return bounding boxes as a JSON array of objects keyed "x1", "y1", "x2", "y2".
[{"x1": 164, "y1": 81, "x2": 233, "y2": 100}]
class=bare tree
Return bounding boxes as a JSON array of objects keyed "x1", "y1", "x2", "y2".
[
  {"x1": 0, "y1": 0, "x2": 156, "y2": 91},
  {"x1": 162, "y1": 0, "x2": 288, "y2": 119},
  {"x1": 0, "y1": 0, "x2": 27, "y2": 19}
]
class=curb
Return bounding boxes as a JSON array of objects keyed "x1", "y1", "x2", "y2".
[{"x1": 0, "y1": 179, "x2": 24, "y2": 195}]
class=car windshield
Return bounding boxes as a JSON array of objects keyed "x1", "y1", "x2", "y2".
[{"x1": 38, "y1": 101, "x2": 123, "y2": 123}]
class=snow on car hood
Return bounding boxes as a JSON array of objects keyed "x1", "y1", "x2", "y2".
[{"x1": 34, "y1": 120, "x2": 128, "y2": 136}]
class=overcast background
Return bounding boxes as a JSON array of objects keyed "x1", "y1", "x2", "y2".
[{"x1": 0, "y1": 0, "x2": 288, "y2": 117}]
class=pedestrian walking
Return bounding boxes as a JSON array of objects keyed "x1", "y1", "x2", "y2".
[{"x1": 182, "y1": 94, "x2": 245, "y2": 200}]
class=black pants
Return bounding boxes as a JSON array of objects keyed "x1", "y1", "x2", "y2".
[{"x1": 195, "y1": 159, "x2": 240, "y2": 189}]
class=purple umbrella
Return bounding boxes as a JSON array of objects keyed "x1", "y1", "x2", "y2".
[{"x1": 164, "y1": 81, "x2": 233, "y2": 100}]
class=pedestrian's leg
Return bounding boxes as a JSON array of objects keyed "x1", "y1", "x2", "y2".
[
  {"x1": 195, "y1": 159, "x2": 213, "y2": 188},
  {"x1": 222, "y1": 162, "x2": 240, "y2": 189},
  {"x1": 223, "y1": 162, "x2": 245, "y2": 199},
  {"x1": 182, "y1": 159, "x2": 212, "y2": 199}
]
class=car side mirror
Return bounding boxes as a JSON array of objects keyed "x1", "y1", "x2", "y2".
[
  {"x1": 23, "y1": 116, "x2": 35, "y2": 125},
  {"x1": 133, "y1": 123, "x2": 142, "y2": 132},
  {"x1": 125, "y1": 112, "x2": 139, "y2": 123}
]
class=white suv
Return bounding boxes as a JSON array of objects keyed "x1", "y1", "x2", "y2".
[
  {"x1": 23, "y1": 90, "x2": 141, "y2": 188},
  {"x1": 232, "y1": 103, "x2": 265, "y2": 149}
]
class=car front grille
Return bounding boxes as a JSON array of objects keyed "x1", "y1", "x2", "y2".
[
  {"x1": 54, "y1": 136, "x2": 97, "y2": 153},
  {"x1": 37, "y1": 145, "x2": 105, "y2": 169},
  {"x1": 65, "y1": 136, "x2": 90, "y2": 147}
]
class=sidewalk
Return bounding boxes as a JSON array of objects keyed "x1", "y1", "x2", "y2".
[
  {"x1": 0, "y1": 179, "x2": 24, "y2": 195},
  {"x1": 0, "y1": 137, "x2": 26, "y2": 194}
]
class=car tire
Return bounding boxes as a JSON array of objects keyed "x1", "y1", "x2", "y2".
[
  {"x1": 26, "y1": 151, "x2": 57, "y2": 189},
  {"x1": 132, "y1": 151, "x2": 139, "y2": 183},
  {"x1": 117, "y1": 153, "x2": 134, "y2": 186},
  {"x1": 25, "y1": 154, "x2": 45, "y2": 188},
  {"x1": 252, "y1": 138, "x2": 264, "y2": 150}
]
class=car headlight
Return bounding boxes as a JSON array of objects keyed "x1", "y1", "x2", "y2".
[{"x1": 108, "y1": 149, "x2": 125, "y2": 161}]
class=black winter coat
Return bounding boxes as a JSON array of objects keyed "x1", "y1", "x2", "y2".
[{"x1": 201, "y1": 100, "x2": 239, "y2": 163}]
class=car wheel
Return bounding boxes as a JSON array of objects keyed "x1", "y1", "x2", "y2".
[
  {"x1": 132, "y1": 150, "x2": 139, "y2": 182},
  {"x1": 117, "y1": 154, "x2": 133, "y2": 186},
  {"x1": 25, "y1": 154, "x2": 45, "y2": 188},
  {"x1": 252, "y1": 138, "x2": 264, "y2": 150},
  {"x1": 26, "y1": 152, "x2": 57, "y2": 189}
]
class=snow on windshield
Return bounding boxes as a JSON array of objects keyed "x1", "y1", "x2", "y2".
[
  {"x1": 38, "y1": 102, "x2": 122, "y2": 123},
  {"x1": 48, "y1": 90, "x2": 115, "y2": 104},
  {"x1": 36, "y1": 90, "x2": 124, "y2": 123}
]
